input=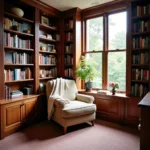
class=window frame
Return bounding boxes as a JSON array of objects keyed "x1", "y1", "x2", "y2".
[{"x1": 84, "y1": 10, "x2": 127, "y2": 92}]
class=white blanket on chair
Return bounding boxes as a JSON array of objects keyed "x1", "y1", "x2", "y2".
[{"x1": 47, "y1": 78, "x2": 70, "y2": 120}]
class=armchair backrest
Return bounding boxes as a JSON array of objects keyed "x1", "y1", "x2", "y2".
[{"x1": 46, "y1": 78, "x2": 78, "y2": 100}]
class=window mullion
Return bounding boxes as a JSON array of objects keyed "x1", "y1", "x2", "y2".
[{"x1": 102, "y1": 14, "x2": 108, "y2": 89}]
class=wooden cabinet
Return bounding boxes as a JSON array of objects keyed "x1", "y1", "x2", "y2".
[
  {"x1": 138, "y1": 92, "x2": 150, "y2": 150},
  {"x1": 95, "y1": 95, "x2": 125, "y2": 123},
  {"x1": 0, "y1": 95, "x2": 38, "y2": 139}
]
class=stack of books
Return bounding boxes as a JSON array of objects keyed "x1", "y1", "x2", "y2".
[
  {"x1": 97, "y1": 90, "x2": 109, "y2": 95},
  {"x1": 10, "y1": 90, "x2": 23, "y2": 99}
]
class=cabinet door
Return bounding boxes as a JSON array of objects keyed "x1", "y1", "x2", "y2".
[
  {"x1": 1, "y1": 101, "x2": 23, "y2": 138},
  {"x1": 23, "y1": 98, "x2": 37, "y2": 124}
]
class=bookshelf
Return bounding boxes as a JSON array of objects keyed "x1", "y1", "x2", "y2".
[
  {"x1": 38, "y1": 10, "x2": 60, "y2": 93},
  {"x1": 62, "y1": 8, "x2": 82, "y2": 88},
  {"x1": 130, "y1": 0, "x2": 150, "y2": 98},
  {"x1": 3, "y1": 1, "x2": 35, "y2": 98}
]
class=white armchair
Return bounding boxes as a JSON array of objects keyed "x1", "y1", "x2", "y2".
[{"x1": 46, "y1": 78, "x2": 96, "y2": 134}]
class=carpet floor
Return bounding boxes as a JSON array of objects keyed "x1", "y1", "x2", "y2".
[{"x1": 0, "y1": 120, "x2": 140, "y2": 150}]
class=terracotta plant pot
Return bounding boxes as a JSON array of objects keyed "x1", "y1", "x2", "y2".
[{"x1": 10, "y1": 7, "x2": 24, "y2": 17}]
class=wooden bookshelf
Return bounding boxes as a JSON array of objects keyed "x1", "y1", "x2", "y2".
[
  {"x1": 130, "y1": 0, "x2": 150, "y2": 98},
  {"x1": 39, "y1": 24, "x2": 57, "y2": 31},
  {"x1": 62, "y1": 8, "x2": 82, "y2": 87}
]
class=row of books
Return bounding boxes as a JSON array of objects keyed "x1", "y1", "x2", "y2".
[
  {"x1": 132, "y1": 4, "x2": 150, "y2": 17},
  {"x1": 39, "y1": 54, "x2": 56, "y2": 65},
  {"x1": 39, "y1": 68, "x2": 57, "y2": 78},
  {"x1": 132, "y1": 52, "x2": 149, "y2": 64},
  {"x1": 65, "y1": 44, "x2": 73, "y2": 53},
  {"x1": 65, "y1": 32, "x2": 73, "y2": 41},
  {"x1": 5, "y1": 52, "x2": 32, "y2": 64},
  {"x1": 4, "y1": 68, "x2": 32, "y2": 81},
  {"x1": 131, "y1": 84, "x2": 148, "y2": 97},
  {"x1": 4, "y1": 33, "x2": 31, "y2": 49},
  {"x1": 65, "y1": 68, "x2": 73, "y2": 77},
  {"x1": 132, "y1": 36, "x2": 150, "y2": 48},
  {"x1": 132, "y1": 20, "x2": 149, "y2": 33},
  {"x1": 65, "y1": 20, "x2": 73, "y2": 29},
  {"x1": 5, "y1": 86, "x2": 23, "y2": 99},
  {"x1": 4, "y1": 18, "x2": 32, "y2": 33},
  {"x1": 65, "y1": 55, "x2": 73, "y2": 65},
  {"x1": 132, "y1": 69, "x2": 149, "y2": 80}
]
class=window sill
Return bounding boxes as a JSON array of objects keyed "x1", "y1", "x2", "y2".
[{"x1": 78, "y1": 89, "x2": 129, "y2": 98}]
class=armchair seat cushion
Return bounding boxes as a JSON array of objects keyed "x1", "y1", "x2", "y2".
[{"x1": 61, "y1": 101, "x2": 96, "y2": 118}]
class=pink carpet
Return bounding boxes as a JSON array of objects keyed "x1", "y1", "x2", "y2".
[{"x1": 0, "y1": 120, "x2": 140, "y2": 150}]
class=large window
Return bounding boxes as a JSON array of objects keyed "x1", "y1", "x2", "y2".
[{"x1": 85, "y1": 11, "x2": 127, "y2": 91}]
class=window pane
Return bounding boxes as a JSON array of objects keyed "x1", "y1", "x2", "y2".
[
  {"x1": 86, "y1": 53, "x2": 102, "y2": 88},
  {"x1": 108, "y1": 12, "x2": 127, "y2": 50},
  {"x1": 108, "y1": 52, "x2": 126, "y2": 91},
  {"x1": 86, "y1": 17, "x2": 103, "y2": 51}
]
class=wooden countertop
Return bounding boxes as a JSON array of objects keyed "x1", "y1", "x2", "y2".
[
  {"x1": 0, "y1": 95, "x2": 39, "y2": 105},
  {"x1": 138, "y1": 92, "x2": 150, "y2": 107}
]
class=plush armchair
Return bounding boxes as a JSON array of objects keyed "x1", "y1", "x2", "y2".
[{"x1": 46, "y1": 78, "x2": 96, "y2": 133}]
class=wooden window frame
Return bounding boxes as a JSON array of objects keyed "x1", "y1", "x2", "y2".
[{"x1": 84, "y1": 10, "x2": 127, "y2": 92}]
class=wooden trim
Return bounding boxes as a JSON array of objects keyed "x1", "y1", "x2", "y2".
[
  {"x1": 0, "y1": 0, "x2": 4, "y2": 99},
  {"x1": 35, "y1": 8, "x2": 40, "y2": 94},
  {"x1": 82, "y1": 0, "x2": 128, "y2": 19}
]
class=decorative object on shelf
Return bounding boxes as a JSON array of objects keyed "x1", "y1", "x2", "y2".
[
  {"x1": 25, "y1": 29, "x2": 31, "y2": 34},
  {"x1": 46, "y1": 34, "x2": 52, "y2": 40},
  {"x1": 41, "y1": 16, "x2": 49, "y2": 26},
  {"x1": 12, "y1": 25, "x2": 19, "y2": 31},
  {"x1": 109, "y1": 81, "x2": 119, "y2": 95},
  {"x1": 10, "y1": 7, "x2": 24, "y2": 17},
  {"x1": 39, "y1": 82, "x2": 45, "y2": 93},
  {"x1": 40, "y1": 45, "x2": 46, "y2": 51},
  {"x1": 76, "y1": 56, "x2": 98, "y2": 92}
]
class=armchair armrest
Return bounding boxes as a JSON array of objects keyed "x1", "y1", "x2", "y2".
[
  {"x1": 52, "y1": 96, "x2": 70, "y2": 108},
  {"x1": 76, "y1": 94, "x2": 94, "y2": 103}
]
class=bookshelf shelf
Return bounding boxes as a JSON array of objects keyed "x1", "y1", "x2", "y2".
[
  {"x1": 4, "y1": 12, "x2": 34, "y2": 23},
  {"x1": 132, "y1": 15, "x2": 150, "y2": 20},
  {"x1": 65, "y1": 52, "x2": 73, "y2": 55},
  {"x1": 132, "y1": 32, "x2": 150, "y2": 36},
  {"x1": 39, "y1": 64, "x2": 56, "y2": 67},
  {"x1": 39, "y1": 37, "x2": 58, "y2": 43},
  {"x1": 132, "y1": 48, "x2": 149, "y2": 51},
  {"x1": 65, "y1": 64, "x2": 73, "y2": 67},
  {"x1": 132, "y1": 64, "x2": 149, "y2": 67},
  {"x1": 64, "y1": 28, "x2": 73, "y2": 32},
  {"x1": 5, "y1": 79, "x2": 34, "y2": 83},
  {"x1": 4, "y1": 29, "x2": 34, "y2": 37},
  {"x1": 65, "y1": 41, "x2": 73, "y2": 44},
  {"x1": 4, "y1": 64, "x2": 34, "y2": 66},
  {"x1": 39, "y1": 77, "x2": 56, "y2": 80},
  {"x1": 4, "y1": 47, "x2": 34, "y2": 52},
  {"x1": 39, "y1": 24, "x2": 57, "y2": 31},
  {"x1": 131, "y1": 80, "x2": 149, "y2": 83},
  {"x1": 39, "y1": 51, "x2": 57, "y2": 54}
]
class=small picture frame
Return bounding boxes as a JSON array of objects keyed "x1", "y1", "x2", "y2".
[{"x1": 41, "y1": 16, "x2": 49, "y2": 26}]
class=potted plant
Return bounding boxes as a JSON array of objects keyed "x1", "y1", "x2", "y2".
[{"x1": 76, "y1": 56, "x2": 97, "y2": 91}]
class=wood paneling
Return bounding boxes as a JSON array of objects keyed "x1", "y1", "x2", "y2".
[
  {"x1": 124, "y1": 97, "x2": 140, "y2": 126},
  {"x1": 6, "y1": 105, "x2": 21, "y2": 126}
]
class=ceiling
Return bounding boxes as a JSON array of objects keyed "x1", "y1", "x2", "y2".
[{"x1": 39, "y1": 0, "x2": 115, "y2": 11}]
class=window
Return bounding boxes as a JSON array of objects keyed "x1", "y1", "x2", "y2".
[
  {"x1": 86, "y1": 16, "x2": 103, "y2": 88},
  {"x1": 85, "y1": 11, "x2": 127, "y2": 91}
]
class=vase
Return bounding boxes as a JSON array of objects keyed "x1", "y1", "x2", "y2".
[
  {"x1": 10, "y1": 7, "x2": 24, "y2": 17},
  {"x1": 112, "y1": 88, "x2": 116, "y2": 95}
]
